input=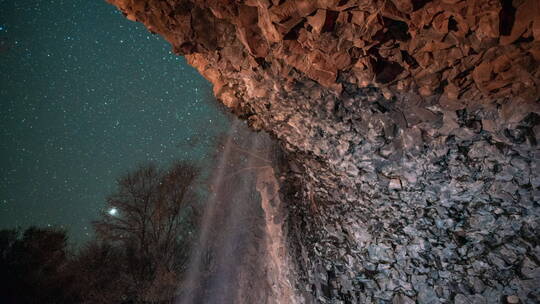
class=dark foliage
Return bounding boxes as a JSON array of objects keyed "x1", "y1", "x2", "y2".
[
  {"x1": 0, "y1": 227, "x2": 77, "y2": 304},
  {"x1": 0, "y1": 161, "x2": 200, "y2": 304}
]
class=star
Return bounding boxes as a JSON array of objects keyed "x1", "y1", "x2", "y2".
[{"x1": 108, "y1": 207, "x2": 118, "y2": 216}]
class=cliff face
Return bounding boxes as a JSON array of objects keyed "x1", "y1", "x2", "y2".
[
  {"x1": 108, "y1": 0, "x2": 540, "y2": 303},
  {"x1": 109, "y1": 0, "x2": 540, "y2": 108}
]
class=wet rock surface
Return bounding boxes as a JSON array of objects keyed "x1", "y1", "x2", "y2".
[{"x1": 106, "y1": 0, "x2": 540, "y2": 302}]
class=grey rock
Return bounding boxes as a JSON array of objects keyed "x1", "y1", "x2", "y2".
[
  {"x1": 455, "y1": 294, "x2": 487, "y2": 304},
  {"x1": 521, "y1": 257, "x2": 540, "y2": 279},
  {"x1": 392, "y1": 293, "x2": 415, "y2": 304},
  {"x1": 417, "y1": 286, "x2": 439, "y2": 304}
]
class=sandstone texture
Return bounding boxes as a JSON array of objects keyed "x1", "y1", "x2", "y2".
[{"x1": 107, "y1": 0, "x2": 540, "y2": 303}]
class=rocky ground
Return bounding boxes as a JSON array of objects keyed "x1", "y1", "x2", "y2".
[{"x1": 107, "y1": 0, "x2": 540, "y2": 303}]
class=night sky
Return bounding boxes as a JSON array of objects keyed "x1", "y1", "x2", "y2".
[{"x1": 0, "y1": 0, "x2": 230, "y2": 244}]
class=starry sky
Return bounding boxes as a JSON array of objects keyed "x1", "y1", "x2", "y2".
[{"x1": 0, "y1": 0, "x2": 231, "y2": 244}]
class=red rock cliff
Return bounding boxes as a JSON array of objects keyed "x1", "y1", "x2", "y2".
[{"x1": 109, "y1": 0, "x2": 539, "y2": 112}]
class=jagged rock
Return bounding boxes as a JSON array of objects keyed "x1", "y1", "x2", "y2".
[{"x1": 109, "y1": 0, "x2": 540, "y2": 106}]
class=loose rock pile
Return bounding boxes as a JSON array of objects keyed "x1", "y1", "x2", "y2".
[{"x1": 252, "y1": 70, "x2": 540, "y2": 303}]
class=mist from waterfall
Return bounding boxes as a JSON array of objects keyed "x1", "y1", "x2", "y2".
[{"x1": 178, "y1": 120, "x2": 297, "y2": 304}]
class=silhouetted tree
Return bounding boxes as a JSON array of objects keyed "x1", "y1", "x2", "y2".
[
  {"x1": 66, "y1": 240, "x2": 131, "y2": 304},
  {"x1": 0, "y1": 227, "x2": 76, "y2": 304},
  {"x1": 0, "y1": 228, "x2": 19, "y2": 303},
  {"x1": 0, "y1": 162, "x2": 201, "y2": 304},
  {"x1": 93, "y1": 161, "x2": 200, "y2": 303}
]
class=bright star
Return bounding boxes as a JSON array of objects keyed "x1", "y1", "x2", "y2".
[{"x1": 108, "y1": 207, "x2": 118, "y2": 216}]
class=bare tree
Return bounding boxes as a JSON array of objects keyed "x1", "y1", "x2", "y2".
[{"x1": 93, "y1": 161, "x2": 200, "y2": 303}]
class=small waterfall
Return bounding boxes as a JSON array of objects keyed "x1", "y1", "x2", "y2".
[
  {"x1": 178, "y1": 120, "x2": 298, "y2": 304},
  {"x1": 255, "y1": 146, "x2": 297, "y2": 304},
  {"x1": 179, "y1": 120, "x2": 238, "y2": 304}
]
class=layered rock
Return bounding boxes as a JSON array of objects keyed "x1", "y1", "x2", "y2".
[{"x1": 107, "y1": 0, "x2": 540, "y2": 303}]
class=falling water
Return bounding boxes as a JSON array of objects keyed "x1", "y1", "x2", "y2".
[
  {"x1": 179, "y1": 120, "x2": 298, "y2": 304},
  {"x1": 180, "y1": 120, "x2": 239, "y2": 303}
]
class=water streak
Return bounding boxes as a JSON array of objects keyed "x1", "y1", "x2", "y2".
[{"x1": 179, "y1": 121, "x2": 297, "y2": 304}]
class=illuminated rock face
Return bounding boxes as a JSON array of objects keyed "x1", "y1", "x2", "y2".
[
  {"x1": 108, "y1": 0, "x2": 540, "y2": 302},
  {"x1": 108, "y1": 0, "x2": 540, "y2": 108}
]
